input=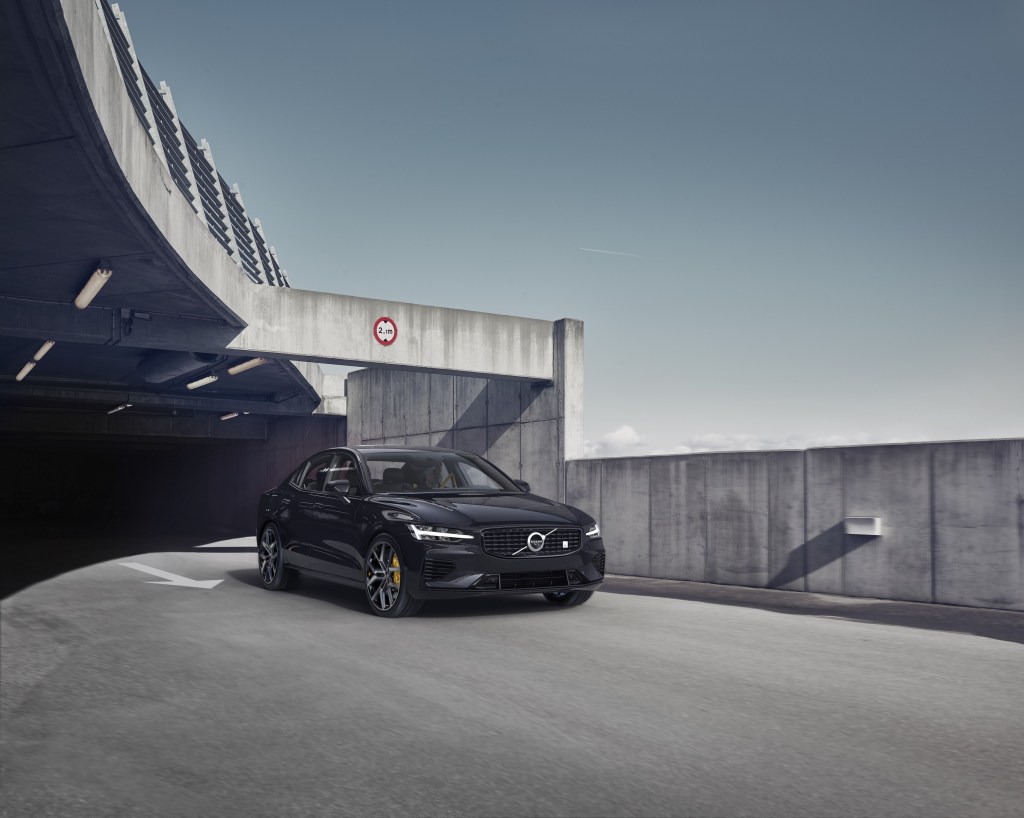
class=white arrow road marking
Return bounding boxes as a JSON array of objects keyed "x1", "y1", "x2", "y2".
[
  {"x1": 118, "y1": 562, "x2": 223, "y2": 589},
  {"x1": 193, "y1": 536, "x2": 256, "y2": 550}
]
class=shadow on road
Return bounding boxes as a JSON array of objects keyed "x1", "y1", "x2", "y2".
[
  {"x1": 602, "y1": 575, "x2": 1024, "y2": 646},
  {"x1": 226, "y1": 567, "x2": 575, "y2": 618}
]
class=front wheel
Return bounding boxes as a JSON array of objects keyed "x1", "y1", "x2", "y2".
[
  {"x1": 543, "y1": 589, "x2": 594, "y2": 607},
  {"x1": 365, "y1": 536, "x2": 422, "y2": 618}
]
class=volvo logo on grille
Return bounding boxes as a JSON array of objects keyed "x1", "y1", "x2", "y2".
[{"x1": 514, "y1": 529, "x2": 557, "y2": 556}]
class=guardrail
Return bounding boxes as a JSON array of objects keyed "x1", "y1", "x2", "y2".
[{"x1": 100, "y1": 1, "x2": 291, "y2": 288}]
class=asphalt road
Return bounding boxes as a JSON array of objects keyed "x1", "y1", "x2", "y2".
[{"x1": 2, "y1": 546, "x2": 1022, "y2": 817}]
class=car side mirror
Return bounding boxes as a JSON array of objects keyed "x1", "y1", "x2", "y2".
[{"x1": 514, "y1": 479, "x2": 530, "y2": 492}]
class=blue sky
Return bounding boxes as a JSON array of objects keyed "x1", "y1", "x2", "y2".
[{"x1": 120, "y1": 0, "x2": 1023, "y2": 455}]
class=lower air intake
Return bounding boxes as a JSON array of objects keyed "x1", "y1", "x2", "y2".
[
  {"x1": 423, "y1": 558, "x2": 456, "y2": 581},
  {"x1": 498, "y1": 570, "x2": 569, "y2": 590}
]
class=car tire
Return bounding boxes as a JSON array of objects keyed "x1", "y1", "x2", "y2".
[
  {"x1": 365, "y1": 535, "x2": 423, "y2": 618},
  {"x1": 543, "y1": 589, "x2": 594, "y2": 607},
  {"x1": 258, "y1": 523, "x2": 295, "y2": 591}
]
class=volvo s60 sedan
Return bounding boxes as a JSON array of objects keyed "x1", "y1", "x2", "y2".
[{"x1": 257, "y1": 446, "x2": 605, "y2": 617}]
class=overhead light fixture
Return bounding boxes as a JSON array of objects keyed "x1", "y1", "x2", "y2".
[
  {"x1": 186, "y1": 374, "x2": 218, "y2": 390},
  {"x1": 15, "y1": 361, "x2": 35, "y2": 382},
  {"x1": 74, "y1": 266, "x2": 112, "y2": 309},
  {"x1": 107, "y1": 403, "x2": 132, "y2": 415},
  {"x1": 220, "y1": 412, "x2": 239, "y2": 421},
  {"x1": 227, "y1": 357, "x2": 267, "y2": 375},
  {"x1": 33, "y1": 340, "x2": 56, "y2": 361}
]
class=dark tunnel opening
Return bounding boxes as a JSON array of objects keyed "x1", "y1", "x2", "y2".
[{"x1": 0, "y1": 416, "x2": 346, "y2": 598}]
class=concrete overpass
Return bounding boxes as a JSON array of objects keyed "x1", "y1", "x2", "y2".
[{"x1": 1, "y1": 0, "x2": 581, "y2": 555}]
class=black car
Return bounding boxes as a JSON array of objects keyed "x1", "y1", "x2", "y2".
[{"x1": 257, "y1": 446, "x2": 605, "y2": 617}]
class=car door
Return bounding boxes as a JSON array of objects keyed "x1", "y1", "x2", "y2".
[
  {"x1": 305, "y1": 452, "x2": 364, "y2": 581},
  {"x1": 289, "y1": 452, "x2": 335, "y2": 571}
]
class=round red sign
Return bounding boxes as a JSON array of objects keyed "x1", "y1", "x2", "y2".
[{"x1": 373, "y1": 316, "x2": 397, "y2": 346}]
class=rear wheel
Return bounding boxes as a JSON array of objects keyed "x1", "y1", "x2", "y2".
[
  {"x1": 543, "y1": 589, "x2": 594, "y2": 607},
  {"x1": 258, "y1": 523, "x2": 295, "y2": 591},
  {"x1": 365, "y1": 536, "x2": 422, "y2": 618}
]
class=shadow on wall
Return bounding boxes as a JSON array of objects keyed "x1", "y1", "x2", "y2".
[
  {"x1": 430, "y1": 381, "x2": 544, "y2": 451},
  {"x1": 767, "y1": 525, "x2": 879, "y2": 589}
]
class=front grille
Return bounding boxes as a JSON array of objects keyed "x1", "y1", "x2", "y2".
[
  {"x1": 423, "y1": 558, "x2": 456, "y2": 581},
  {"x1": 482, "y1": 527, "x2": 582, "y2": 558},
  {"x1": 498, "y1": 570, "x2": 569, "y2": 590},
  {"x1": 596, "y1": 553, "x2": 606, "y2": 576}
]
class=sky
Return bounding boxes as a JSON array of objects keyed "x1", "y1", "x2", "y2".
[{"x1": 119, "y1": 0, "x2": 1023, "y2": 457}]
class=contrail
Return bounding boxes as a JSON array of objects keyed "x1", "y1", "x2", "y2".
[{"x1": 579, "y1": 247, "x2": 644, "y2": 258}]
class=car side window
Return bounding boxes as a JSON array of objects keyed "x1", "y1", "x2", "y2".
[
  {"x1": 296, "y1": 453, "x2": 334, "y2": 493},
  {"x1": 324, "y1": 455, "x2": 361, "y2": 494}
]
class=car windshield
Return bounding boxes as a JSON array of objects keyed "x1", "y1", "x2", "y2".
[{"x1": 363, "y1": 450, "x2": 517, "y2": 493}]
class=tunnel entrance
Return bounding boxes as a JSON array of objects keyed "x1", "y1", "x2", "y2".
[{"x1": 0, "y1": 414, "x2": 346, "y2": 597}]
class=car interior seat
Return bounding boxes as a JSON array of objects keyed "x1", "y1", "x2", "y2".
[{"x1": 303, "y1": 464, "x2": 324, "y2": 491}]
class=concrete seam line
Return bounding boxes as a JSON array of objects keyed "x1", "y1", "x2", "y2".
[
  {"x1": 840, "y1": 450, "x2": 846, "y2": 596},
  {"x1": 703, "y1": 455, "x2": 709, "y2": 583},
  {"x1": 648, "y1": 456, "x2": 653, "y2": 577},
  {"x1": 929, "y1": 444, "x2": 937, "y2": 604},
  {"x1": 798, "y1": 450, "x2": 806, "y2": 593}
]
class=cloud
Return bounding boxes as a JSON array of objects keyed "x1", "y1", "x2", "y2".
[
  {"x1": 583, "y1": 425, "x2": 646, "y2": 458},
  {"x1": 585, "y1": 427, "x2": 930, "y2": 457}
]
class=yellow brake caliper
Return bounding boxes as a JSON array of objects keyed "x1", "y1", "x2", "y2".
[{"x1": 391, "y1": 554, "x2": 401, "y2": 586}]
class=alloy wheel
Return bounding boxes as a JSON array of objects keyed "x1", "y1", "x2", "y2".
[
  {"x1": 366, "y1": 540, "x2": 402, "y2": 612},
  {"x1": 259, "y1": 526, "x2": 279, "y2": 585}
]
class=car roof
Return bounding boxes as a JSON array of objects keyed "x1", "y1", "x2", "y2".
[{"x1": 325, "y1": 445, "x2": 467, "y2": 455}]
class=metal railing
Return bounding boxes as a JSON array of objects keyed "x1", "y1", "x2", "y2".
[{"x1": 102, "y1": 2, "x2": 291, "y2": 287}]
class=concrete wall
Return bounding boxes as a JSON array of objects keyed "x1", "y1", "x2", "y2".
[
  {"x1": 346, "y1": 319, "x2": 582, "y2": 501},
  {"x1": 567, "y1": 439, "x2": 1024, "y2": 611}
]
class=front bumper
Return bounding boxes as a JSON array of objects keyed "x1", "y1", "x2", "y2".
[{"x1": 404, "y1": 537, "x2": 606, "y2": 600}]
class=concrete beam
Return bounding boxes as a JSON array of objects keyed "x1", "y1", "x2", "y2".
[
  {"x1": 1, "y1": 290, "x2": 553, "y2": 383},
  {"x1": 0, "y1": 295, "x2": 236, "y2": 349},
  {"x1": 0, "y1": 408, "x2": 267, "y2": 440},
  {"x1": 224, "y1": 286, "x2": 554, "y2": 380},
  {"x1": 0, "y1": 383, "x2": 316, "y2": 416}
]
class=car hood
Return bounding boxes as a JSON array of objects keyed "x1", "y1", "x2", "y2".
[{"x1": 373, "y1": 492, "x2": 584, "y2": 528}]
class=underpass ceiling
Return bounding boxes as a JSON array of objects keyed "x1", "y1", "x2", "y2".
[
  {"x1": 0, "y1": 1, "x2": 323, "y2": 422},
  {"x1": 0, "y1": 336, "x2": 309, "y2": 405}
]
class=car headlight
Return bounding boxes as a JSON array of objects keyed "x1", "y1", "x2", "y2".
[
  {"x1": 585, "y1": 522, "x2": 601, "y2": 539},
  {"x1": 407, "y1": 524, "x2": 475, "y2": 544}
]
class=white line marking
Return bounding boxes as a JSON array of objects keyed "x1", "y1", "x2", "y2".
[{"x1": 118, "y1": 562, "x2": 223, "y2": 589}]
